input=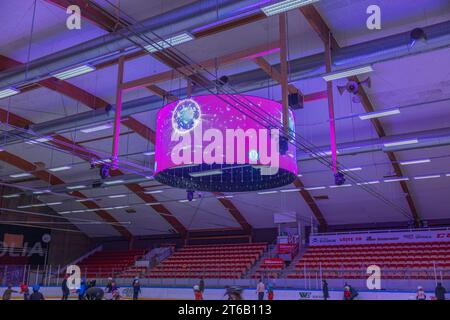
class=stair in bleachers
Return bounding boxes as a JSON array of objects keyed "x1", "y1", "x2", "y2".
[
  {"x1": 147, "y1": 243, "x2": 267, "y2": 279},
  {"x1": 288, "y1": 241, "x2": 450, "y2": 280}
]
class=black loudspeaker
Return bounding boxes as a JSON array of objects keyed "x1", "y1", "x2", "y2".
[
  {"x1": 334, "y1": 172, "x2": 346, "y2": 186},
  {"x1": 288, "y1": 92, "x2": 304, "y2": 109},
  {"x1": 186, "y1": 190, "x2": 194, "y2": 202},
  {"x1": 99, "y1": 164, "x2": 110, "y2": 179},
  {"x1": 279, "y1": 136, "x2": 289, "y2": 155}
]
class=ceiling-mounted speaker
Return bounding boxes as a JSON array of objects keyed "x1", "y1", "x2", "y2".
[
  {"x1": 410, "y1": 28, "x2": 427, "y2": 48},
  {"x1": 334, "y1": 172, "x2": 346, "y2": 186},
  {"x1": 288, "y1": 92, "x2": 304, "y2": 109}
]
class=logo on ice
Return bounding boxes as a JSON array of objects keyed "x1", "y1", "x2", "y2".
[{"x1": 170, "y1": 99, "x2": 281, "y2": 175}]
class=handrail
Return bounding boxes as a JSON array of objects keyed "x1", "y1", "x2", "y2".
[{"x1": 60, "y1": 244, "x2": 103, "y2": 273}]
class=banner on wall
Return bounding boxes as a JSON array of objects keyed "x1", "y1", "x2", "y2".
[
  {"x1": 277, "y1": 243, "x2": 298, "y2": 254},
  {"x1": 309, "y1": 229, "x2": 450, "y2": 246}
]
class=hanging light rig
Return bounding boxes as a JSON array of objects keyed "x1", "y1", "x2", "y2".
[
  {"x1": 153, "y1": 95, "x2": 298, "y2": 194},
  {"x1": 109, "y1": 55, "x2": 126, "y2": 177},
  {"x1": 324, "y1": 31, "x2": 345, "y2": 185},
  {"x1": 279, "y1": 12, "x2": 290, "y2": 156}
]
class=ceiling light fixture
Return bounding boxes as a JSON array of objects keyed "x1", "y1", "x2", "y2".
[
  {"x1": 341, "y1": 167, "x2": 362, "y2": 172},
  {"x1": 104, "y1": 179, "x2": 124, "y2": 185},
  {"x1": 144, "y1": 33, "x2": 194, "y2": 53},
  {"x1": 114, "y1": 206, "x2": 130, "y2": 209},
  {"x1": 304, "y1": 186, "x2": 326, "y2": 191},
  {"x1": 17, "y1": 205, "x2": 32, "y2": 209},
  {"x1": 80, "y1": 123, "x2": 112, "y2": 133},
  {"x1": 323, "y1": 65, "x2": 373, "y2": 81},
  {"x1": 329, "y1": 184, "x2": 352, "y2": 188},
  {"x1": 0, "y1": 87, "x2": 20, "y2": 99},
  {"x1": 400, "y1": 159, "x2": 431, "y2": 166},
  {"x1": 414, "y1": 175, "x2": 441, "y2": 180},
  {"x1": 9, "y1": 173, "x2": 32, "y2": 178},
  {"x1": 359, "y1": 108, "x2": 400, "y2": 120},
  {"x1": 257, "y1": 190, "x2": 278, "y2": 195},
  {"x1": 3, "y1": 194, "x2": 20, "y2": 198},
  {"x1": 144, "y1": 190, "x2": 163, "y2": 194},
  {"x1": 384, "y1": 139, "x2": 418, "y2": 148},
  {"x1": 33, "y1": 190, "x2": 50, "y2": 194},
  {"x1": 384, "y1": 177, "x2": 409, "y2": 183},
  {"x1": 179, "y1": 199, "x2": 195, "y2": 203},
  {"x1": 67, "y1": 185, "x2": 86, "y2": 190},
  {"x1": 108, "y1": 194, "x2": 126, "y2": 198},
  {"x1": 262, "y1": 0, "x2": 320, "y2": 16},
  {"x1": 143, "y1": 151, "x2": 155, "y2": 156},
  {"x1": 49, "y1": 166, "x2": 72, "y2": 172},
  {"x1": 31, "y1": 204, "x2": 46, "y2": 207},
  {"x1": 52, "y1": 64, "x2": 95, "y2": 80},
  {"x1": 26, "y1": 137, "x2": 51, "y2": 145},
  {"x1": 280, "y1": 188, "x2": 301, "y2": 192},
  {"x1": 357, "y1": 181, "x2": 380, "y2": 185}
]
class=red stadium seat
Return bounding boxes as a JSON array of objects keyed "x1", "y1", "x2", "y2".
[{"x1": 147, "y1": 243, "x2": 267, "y2": 279}]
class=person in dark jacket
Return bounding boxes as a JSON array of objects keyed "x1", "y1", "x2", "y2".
[
  {"x1": 322, "y1": 280, "x2": 330, "y2": 300},
  {"x1": 199, "y1": 277, "x2": 205, "y2": 294},
  {"x1": 349, "y1": 284, "x2": 358, "y2": 300},
  {"x1": 2, "y1": 284, "x2": 17, "y2": 300},
  {"x1": 132, "y1": 277, "x2": 141, "y2": 300},
  {"x1": 29, "y1": 285, "x2": 45, "y2": 300},
  {"x1": 435, "y1": 283, "x2": 447, "y2": 300},
  {"x1": 85, "y1": 286, "x2": 104, "y2": 300},
  {"x1": 105, "y1": 278, "x2": 113, "y2": 292},
  {"x1": 61, "y1": 274, "x2": 70, "y2": 300}
]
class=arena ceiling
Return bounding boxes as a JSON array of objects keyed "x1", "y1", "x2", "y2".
[{"x1": 0, "y1": 0, "x2": 450, "y2": 238}]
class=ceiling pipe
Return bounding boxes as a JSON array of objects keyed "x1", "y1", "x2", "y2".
[
  {"x1": 297, "y1": 127, "x2": 450, "y2": 161},
  {"x1": 2, "y1": 21, "x2": 450, "y2": 144},
  {"x1": 5, "y1": 127, "x2": 450, "y2": 194},
  {"x1": 0, "y1": 0, "x2": 264, "y2": 88}
]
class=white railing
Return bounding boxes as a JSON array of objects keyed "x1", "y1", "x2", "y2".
[{"x1": 313, "y1": 226, "x2": 450, "y2": 236}]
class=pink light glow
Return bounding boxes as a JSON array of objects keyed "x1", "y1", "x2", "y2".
[
  {"x1": 245, "y1": 48, "x2": 280, "y2": 60},
  {"x1": 154, "y1": 95, "x2": 297, "y2": 176}
]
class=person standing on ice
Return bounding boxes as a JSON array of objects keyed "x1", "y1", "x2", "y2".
[
  {"x1": 322, "y1": 280, "x2": 330, "y2": 300},
  {"x1": 256, "y1": 278, "x2": 265, "y2": 300},
  {"x1": 61, "y1": 274, "x2": 70, "y2": 300},
  {"x1": 132, "y1": 277, "x2": 141, "y2": 300},
  {"x1": 29, "y1": 285, "x2": 45, "y2": 300},
  {"x1": 193, "y1": 285, "x2": 203, "y2": 300},
  {"x1": 416, "y1": 286, "x2": 427, "y2": 300},
  {"x1": 435, "y1": 283, "x2": 446, "y2": 300}
]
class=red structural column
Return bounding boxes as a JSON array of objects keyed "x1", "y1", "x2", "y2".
[{"x1": 112, "y1": 55, "x2": 125, "y2": 169}]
